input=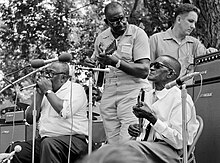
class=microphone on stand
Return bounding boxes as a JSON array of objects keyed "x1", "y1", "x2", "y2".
[
  {"x1": 31, "y1": 52, "x2": 72, "y2": 68},
  {"x1": 3, "y1": 145, "x2": 22, "y2": 163},
  {"x1": 165, "y1": 71, "x2": 206, "y2": 89}
]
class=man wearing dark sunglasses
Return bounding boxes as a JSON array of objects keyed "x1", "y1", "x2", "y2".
[
  {"x1": 127, "y1": 55, "x2": 199, "y2": 163},
  {"x1": 84, "y1": 1, "x2": 152, "y2": 145},
  {"x1": 5, "y1": 62, "x2": 89, "y2": 163}
]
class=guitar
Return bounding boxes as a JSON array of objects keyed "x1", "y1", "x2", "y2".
[
  {"x1": 96, "y1": 40, "x2": 117, "y2": 87},
  {"x1": 131, "y1": 88, "x2": 146, "y2": 141}
]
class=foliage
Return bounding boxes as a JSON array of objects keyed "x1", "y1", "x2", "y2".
[{"x1": 0, "y1": 0, "x2": 219, "y2": 105}]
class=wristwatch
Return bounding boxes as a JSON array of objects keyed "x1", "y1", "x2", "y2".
[
  {"x1": 116, "y1": 59, "x2": 121, "y2": 68},
  {"x1": 45, "y1": 90, "x2": 53, "y2": 96}
]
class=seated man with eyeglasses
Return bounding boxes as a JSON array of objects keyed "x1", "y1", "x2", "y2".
[
  {"x1": 126, "y1": 55, "x2": 199, "y2": 163},
  {"x1": 4, "y1": 62, "x2": 88, "y2": 163}
]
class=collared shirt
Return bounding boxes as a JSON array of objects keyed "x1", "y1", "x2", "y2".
[
  {"x1": 92, "y1": 24, "x2": 151, "y2": 89},
  {"x1": 150, "y1": 28, "x2": 207, "y2": 78},
  {"x1": 143, "y1": 87, "x2": 199, "y2": 149},
  {"x1": 38, "y1": 80, "x2": 88, "y2": 137}
]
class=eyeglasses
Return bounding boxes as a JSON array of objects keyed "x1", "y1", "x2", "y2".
[
  {"x1": 40, "y1": 70, "x2": 68, "y2": 78},
  {"x1": 150, "y1": 62, "x2": 176, "y2": 74},
  {"x1": 106, "y1": 16, "x2": 126, "y2": 26}
]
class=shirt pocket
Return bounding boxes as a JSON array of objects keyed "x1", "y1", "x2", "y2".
[{"x1": 118, "y1": 43, "x2": 133, "y2": 61}]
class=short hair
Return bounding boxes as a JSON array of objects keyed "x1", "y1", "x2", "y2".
[
  {"x1": 52, "y1": 62, "x2": 69, "y2": 75},
  {"x1": 174, "y1": 3, "x2": 200, "y2": 19},
  {"x1": 104, "y1": 1, "x2": 123, "y2": 16}
]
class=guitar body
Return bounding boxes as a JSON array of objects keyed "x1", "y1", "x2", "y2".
[{"x1": 96, "y1": 40, "x2": 117, "y2": 87}]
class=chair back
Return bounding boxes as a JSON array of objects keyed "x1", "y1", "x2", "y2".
[{"x1": 187, "y1": 115, "x2": 204, "y2": 160}]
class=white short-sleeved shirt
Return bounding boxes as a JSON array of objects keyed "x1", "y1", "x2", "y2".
[{"x1": 39, "y1": 81, "x2": 88, "y2": 137}]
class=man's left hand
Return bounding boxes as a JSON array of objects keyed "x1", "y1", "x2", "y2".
[
  {"x1": 133, "y1": 102, "x2": 157, "y2": 125},
  {"x1": 97, "y1": 53, "x2": 117, "y2": 66},
  {"x1": 37, "y1": 77, "x2": 52, "y2": 94}
]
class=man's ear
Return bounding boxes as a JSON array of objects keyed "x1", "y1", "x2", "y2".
[
  {"x1": 176, "y1": 15, "x2": 181, "y2": 23},
  {"x1": 167, "y1": 71, "x2": 175, "y2": 79},
  {"x1": 61, "y1": 75, "x2": 67, "y2": 83}
]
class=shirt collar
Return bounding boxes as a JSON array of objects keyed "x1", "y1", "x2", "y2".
[
  {"x1": 164, "y1": 28, "x2": 194, "y2": 43},
  {"x1": 101, "y1": 24, "x2": 132, "y2": 40},
  {"x1": 56, "y1": 80, "x2": 71, "y2": 93},
  {"x1": 153, "y1": 88, "x2": 170, "y2": 100}
]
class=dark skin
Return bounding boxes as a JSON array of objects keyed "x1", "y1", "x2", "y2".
[
  {"x1": 85, "y1": 4, "x2": 150, "y2": 79},
  {"x1": 25, "y1": 62, "x2": 69, "y2": 124},
  {"x1": 128, "y1": 56, "x2": 179, "y2": 137}
]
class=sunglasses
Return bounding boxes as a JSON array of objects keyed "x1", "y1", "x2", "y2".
[
  {"x1": 40, "y1": 70, "x2": 68, "y2": 78},
  {"x1": 106, "y1": 16, "x2": 126, "y2": 26},
  {"x1": 150, "y1": 62, "x2": 176, "y2": 74}
]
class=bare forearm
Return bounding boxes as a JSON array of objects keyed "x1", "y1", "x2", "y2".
[
  {"x1": 45, "y1": 91, "x2": 64, "y2": 114},
  {"x1": 116, "y1": 59, "x2": 150, "y2": 79}
]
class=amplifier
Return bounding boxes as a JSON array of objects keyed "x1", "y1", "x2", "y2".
[
  {"x1": 5, "y1": 111, "x2": 25, "y2": 123},
  {"x1": 194, "y1": 51, "x2": 220, "y2": 83}
]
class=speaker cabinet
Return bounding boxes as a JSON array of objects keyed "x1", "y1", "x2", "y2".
[
  {"x1": 0, "y1": 123, "x2": 35, "y2": 153},
  {"x1": 193, "y1": 81, "x2": 220, "y2": 163}
]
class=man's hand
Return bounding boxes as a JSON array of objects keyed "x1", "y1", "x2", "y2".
[
  {"x1": 97, "y1": 53, "x2": 118, "y2": 66},
  {"x1": 206, "y1": 47, "x2": 218, "y2": 54},
  {"x1": 84, "y1": 58, "x2": 97, "y2": 68},
  {"x1": 0, "y1": 153, "x2": 10, "y2": 162},
  {"x1": 128, "y1": 124, "x2": 140, "y2": 137},
  {"x1": 133, "y1": 102, "x2": 157, "y2": 125},
  {"x1": 37, "y1": 77, "x2": 52, "y2": 94}
]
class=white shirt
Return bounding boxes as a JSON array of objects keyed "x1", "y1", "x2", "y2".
[
  {"x1": 143, "y1": 87, "x2": 199, "y2": 149},
  {"x1": 39, "y1": 80, "x2": 88, "y2": 137}
]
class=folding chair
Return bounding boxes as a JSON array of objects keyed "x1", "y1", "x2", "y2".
[{"x1": 181, "y1": 115, "x2": 204, "y2": 163}]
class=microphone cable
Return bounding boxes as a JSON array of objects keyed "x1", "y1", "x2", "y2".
[{"x1": 194, "y1": 73, "x2": 203, "y2": 104}]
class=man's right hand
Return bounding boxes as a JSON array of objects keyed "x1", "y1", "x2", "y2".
[
  {"x1": 84, "y1": 58, "x2": 96, "y2": 68},
  {"x1": 128, "y1": 124, "x2": 140, "y2": 137}
]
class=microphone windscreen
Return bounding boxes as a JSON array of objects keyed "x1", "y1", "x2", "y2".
[
  {"x1": 31, "y1": 59, "x2": 45, "y2": 68},
  {"x1": 14, "y1": 145, "x2": 22, "y2": 152},
  {"x1": 58, "y1": 53, "x2": 72, "y2": 62}
]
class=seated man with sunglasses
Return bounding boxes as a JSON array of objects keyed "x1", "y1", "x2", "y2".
[
  {"x1": 127, "y1": 55, "x2": 199, "y2": 163},
  {"x1": 85, "y1": 1, "x2": 152, "y2": 145},
  {"x1": 5, "y1": 62, "x2": 88, "y2": 163}
]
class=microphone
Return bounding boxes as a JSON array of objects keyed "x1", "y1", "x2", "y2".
[
  {"x1": 165, "y1": 71, "x2": 206, "y2": 89},
  {"x1": 31, "y1": 53, "x2": 72, "y2": 68},
  {"x1": 3, "y1": 145, "x2": 22, "y2": 162}
]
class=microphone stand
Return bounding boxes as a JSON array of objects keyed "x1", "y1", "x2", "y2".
[
  {"x1": 0, "y1": 65, "x2": 50, "y2": 94},
  {"x1": 32, "y1": 87, "x2": 37, "y2": 163},
  {"x1": 180, "y1": 84, "x2": 188, "y2": 163},
  {"x1": 78, "y1": 66, "x2": 109, "y2": 155},
  {"x1": 0, "y1": 64, "x2": 50, "y2": 163}
]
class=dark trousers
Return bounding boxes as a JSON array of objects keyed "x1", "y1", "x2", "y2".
[{"x1": 5, "y1": 134, "x2": 88, "y2": 163}]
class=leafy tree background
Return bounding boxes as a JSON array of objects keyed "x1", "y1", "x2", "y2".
[{"x1": 0, "y1": 0, "x2": 219, "y2": 106}]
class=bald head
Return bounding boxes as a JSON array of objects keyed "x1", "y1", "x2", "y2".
[
  {"x1": 104, "y1": 2, "x2": 124, "y2": 17},
  {"x1": 155, "y1": 55, "x2": 181, "y2": 80},
  {"x1": 50, "y1": 62, "x2": 69, "y2": 75}
]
